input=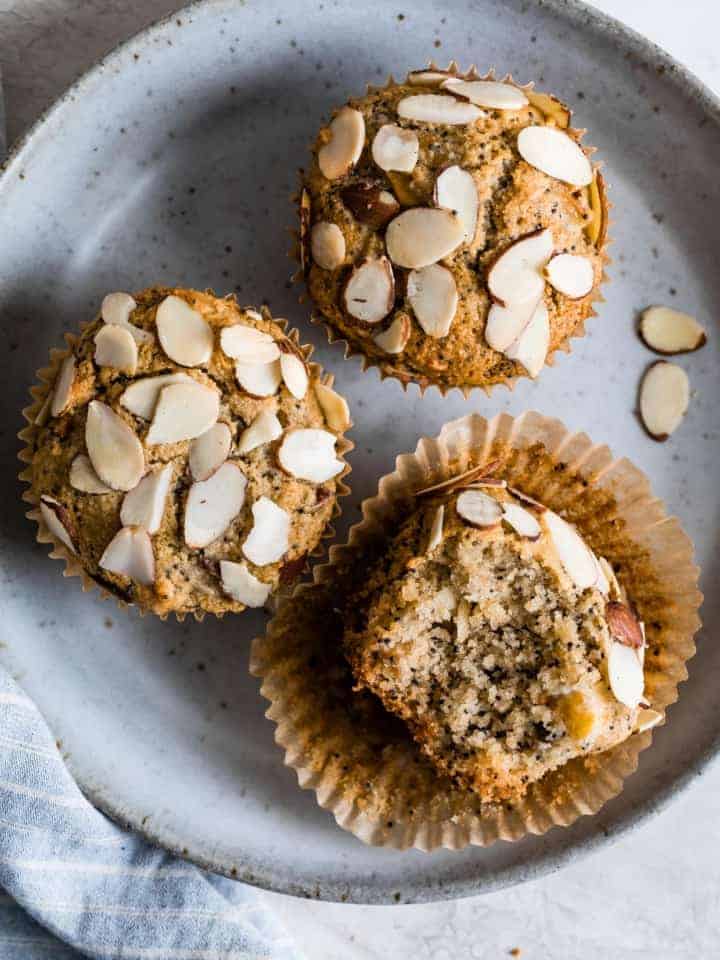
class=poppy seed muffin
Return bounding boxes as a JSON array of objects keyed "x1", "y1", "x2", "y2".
[
  {"x1": 300, "y1": 67, "x2": 608, "y2": 392},
  {"x1": 343, "y1": 473, "x2": 650, "y2": 802},
  {"x1": 26, "y1": 287, "x2": 351, "y2": 618}
]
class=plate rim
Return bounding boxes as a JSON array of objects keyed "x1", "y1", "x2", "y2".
[{"x1": 1, "y1": 0, "x2": 719, "y2": 904}]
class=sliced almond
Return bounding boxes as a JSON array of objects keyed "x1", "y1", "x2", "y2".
[
  {"x1": 442, "y1": 78, "x2": 528, "y2": 110},
  {"x1": 51, "y1": 356, "x2": 75, "y2": 418},
  {"x1": 99, "y1": 526, "x2": 154, "y2": 586},
  {"x1": 416, "y1": 461, "x2": 502, "y2": 497},
  {"x1": 219, "y1": 560, "x2": 271, "y2": 608},
  {"x1": 340, "y1": 181, "x2": 400, "y2": 229},
  {"x1": 639, "y1": 361, "x2": 689, "y2": 441},
  {"x1": 278, "y1": 428, "x2": 343, "y2": 483},
  {"x1": 146, "y1": 381, "x2": 219, "y2": 445},
  {"x1": 507, "y1": 487, "x2": 546, "y2": 512},
  {"x1": 605, "y1": 601, "x2": 644, "y2": 649},
  {"x1": 69, "y1": 454, "x2": 112, "y2": 494},
  {"x1": 407, "y1": 264, "x2": 458, "y2": 339},
  {"x1": 397, "y1": 94, "x2": 484, "y2": 125},
  {"x1": 426, "y1": 503, "x2": 445, "y2": 553},
  {"x1": 318, "y1": 106, "x2": 365, "y2": 180},
  {"x1": 310, "y1": 222, "x2": 346, "y2": 270},
  {"x1": 504, "y1": 300, "x2": 549, "y2": 378},
  {"x1": 371, "y1": 124, "x2": 420, "y2": 173},
  {"x1": 220, "y1": 324, "x2": 280, "y2": 363},
  {"x1": 280, "y1": 353, "x2": 309, "y2": 399},
  {"x1": 237, "y1": 410, "x2": 283, "y2": 455},
  {"x1": 313, "y1": 383, "x2": 351, "y2": 433},
  {"x1": 373, "y1": 315, "x2": 410, "y2": 354},
  {"x1": 434, "y1": 165, "x2": 478, "y2": 244},
  {"x1": 487, "y1": 229, "x2": 553, "y2": 307},
  {"x1": 639, "y1": 306, "x2": 707, "y2": 355},
  {"x1": 120, "y1": 373, "x2": 194, "y2": 420},
  {"x1": 189, "y1": 422, "x2": 232, "y2": 481},
  {"x1": 343, "y1": 258, "x2": 395, "y2": 324},
  {"x1": 598, "y1": 556, "x2": 622, "y2": 600},
  {"x1": 235, "y1": 359, "x2": 282, "y2": 397},
  {"x1": 101, "y1": 292, "x2": 153, "y2": 344},
  {"x1": 545, "y1": 254, "x2": 595, "y2": 299},
  {"x1": 456, "y1": 489, "x2": 503, "y2": 528},
  {"x1": 636, "y1": 708, "x2": 663, "y2": 734},
  {"x1": 484, "y1": 298, "x2": 539, "y2": 352},
  {"x1": 386, "y1": 208, "x2": 465, "y2": 269},
  {"x1": 85, "y1": 401, "x2": 144, "y2": 492},
  {"x1": 120, "y1": 463, "x2": 173, "y2": 534},
  {"x1": 607, "y1": 640, "x2": 645, "y2": 709},
  {"x1": 502, "y1": 502, "x2": 541, "y2": 539},
  {"x1": 39, "y1": 496, "x2": 76, "y2": 553},
  {"x1": 34, "y1": 394, "x2": 52, "y2": 427},
  {"x1": 94, "y1": 324, "x2": 138, "y2": 375},
  {"x1": 407, "y1": 69, "x2": 452, "y2": 86},
  {"x1": 156, "y1": 295, "x2": 213, "y2": 367},
  {"x1": 517, "y1": 126, "x2": 593, "y2": 187},
  {"x1": 184, "y1": 461, "x2": 247, "y2": 549},
  {"x1": 543, "y1": 510, "x2": 598, "y2": 591},
  {"x1": 242, "y1": 496, "x2": 290, "y2": 566}
]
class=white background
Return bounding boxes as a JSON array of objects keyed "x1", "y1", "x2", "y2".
[{"x1": 1, "y1": 1, "x2": 718, "y2": 956}]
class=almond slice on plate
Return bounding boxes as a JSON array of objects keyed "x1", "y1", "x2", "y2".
[
  {"x1": 484, "y1": 298, "x2": 539, "y2": 352},
  {"x1": 94, "y1": 324, "x2": 138, "y2": 375},
  {"x1": 99, "y1": 526, "x2": 154, "y2": 586},
  {"x1": 101, "y1": 291, "x2": 153, "y2": 344},
  {"x1": 504, "y1": 301, "x2": 549, "y2": 378},
  {"x1": 220, "y1": 324, "x2": 280, "y2": 363},
  {"x1": 280, "y1": 353, "x2": 308, "y2": 399},
  {"x1": 639, "y1": 306, "x2": 707, "y2": 355},
  {"x1": 397, "y1": 94, "x2": 485, "y2": 124},
  {"x1": 120, "y1": 463, "x2": 173, "y2": 534},
  {"x1": 517, "y1": 126, "x2": 593, "y2": 187},
  {"x1": 69, "y1": 454, "x2": 112, "y2": 494},
  {"x1": 545, "y1": 253, "x2": 595, "y2": 299},
  {"x1": 237, "y1": 410, "x2": 283, "y2": 454},
  {"x1": 373, "y1": 315, "x2": 410, "y2": 354},
  {"x1": 407, "y1": 264, "x2": 458, "y2": 339},
  {"x1": 184, "y1": 461, "x2": 247, "y2": 549},
  {"x1": 85, "y1": 400, "x2": 145, "y2": 491},
  {"x1": 605, "y1": 601, "x2": 644, "y2": 649},
  {"x1": 502, "y1": 502, "x2": 541, "y2": 539},
  {"x1": 407, "y1": 69, "x2": 453, "y2": 86},
  {"x1": 607, "y1": 640, "x2": 645, "y2": 708},
  {"x1": 219, "y1": 560, "x2": 271, "y2": 608},
  {"x1": 434, "y1": 165, "x2": 479, "y2": 244},
  {"x1": 487, "y1": 229, "x2": 553, "y2": 307},
  {"x1": 235, "y1": 359, "x2": 282, "y2": 397},
  {"x1": 51, "y1": 356, "x2": 75, "y2": 417},
  {"x1": 146, "y1": 381, "x2": 220, "y2": 445},
  {"x1": 242, "y1": 496, "x2": 290, "y2": 566},
  {"x1": 156, "y1": 295, "x2": 214, "y2": 367},
  {"x1": 638, "y1": 361, "x2": 689, "y2": 441},
  {"x1": 310, "y1": 222, "x2": 346, "y2": 270},
  {"x1": 39, "y1": 496, "x2": 76, "y2": 553},
  {"x1": 278, "y1": 428, "x2": 344, "y2": 483},
  {"x1": 371, "y1": 124, "x2": 420, "y2": 173},
  {"x1": 386, "y1": 208, "x2": 465, "y2": 269},
  {"x1": 120, "y1": 373, "x2": 194, "y2": 420},
  {"x1": 543, "y1": 509, "x2": 598, "y2": 590},
  {"x1": 456, "y1": 489, "x2": 503, "y2": 527},
  {"x1": 314, "y1": 383, "x2": 350, "y2": 433},
  {"x1": 343, "y1": 258, "x2": 395, "y2": 323},
  {"x1": 442, "y1": 78, "x2": 528, "y2": 110},
  {"x1": 318, "y1": 106, "x2": 365, "y2": 180},
  {"x1": 341, "y1": 181, "x2": 400, "y2": 229},
  {"x1": 189, "y1": 422, "x2": 232, "y2": 481},
  {"x1": 426, "y1": 503, "x2": 445, "y2": 552}
]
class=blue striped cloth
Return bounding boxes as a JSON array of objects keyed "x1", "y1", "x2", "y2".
[{"x1": 0, "y1": 670, "x2": 302, "y2": 960}]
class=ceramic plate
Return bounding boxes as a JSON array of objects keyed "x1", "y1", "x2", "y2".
[{"x1": 0, "y1": 0, "x2": 718, "y2": 904}]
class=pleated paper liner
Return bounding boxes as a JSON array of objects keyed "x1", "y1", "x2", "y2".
[
  {"x1": 18, "y1": 295, "x2": 354, "y2": 622},
  {"x1": 292, "y1": 63, "x2": 612, "y2": 398},
  {"x1": 250, "y1": 411, "x2": 701, "y2": 850}
]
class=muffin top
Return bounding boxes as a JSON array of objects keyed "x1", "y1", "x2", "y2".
[
  {"x1": 29, "y1": 287, "x2": 351, "y2": 618},
  {"x1": 302, "y1": 69, "x2": 607, "y2": 392},
  {"x1": 342, "y1": 471, "x2": 649, "y2": 802}
]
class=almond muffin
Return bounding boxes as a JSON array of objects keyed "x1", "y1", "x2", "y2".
[
  {"x1": 300, "y1": 67, "x2": 608, "y2": 393},
  {"x1": 24, "y1": 287, "x2": 351, "y2": 618},
  {"x1": 343, "y1": 470, "x2": 651, "y2": 803}
]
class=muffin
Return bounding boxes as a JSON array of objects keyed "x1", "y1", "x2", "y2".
[
  {"x1": 300, "y1": 67, "x2": 608, "y2": 393},
  {"x1": 343, "y1": 472, "x2": 645, "y2": 803},
  {"x1": 22, "y1": 287, "x2": 352, "y2": 619}
]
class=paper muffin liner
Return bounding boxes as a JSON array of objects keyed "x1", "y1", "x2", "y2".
[
  {"x1": 18, "y1": 297, "x2": 354, "y2": 622},
  {"x1": 293, "y1": 63, "x2": 612, "y2": 398},
  {"x1": 250, "y1": 411, "x2": 701, "y2": 850}
]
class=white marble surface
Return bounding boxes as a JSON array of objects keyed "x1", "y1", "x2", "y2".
[{"x1": 1, "y1": 0, "x2": 718, "y2": 955}]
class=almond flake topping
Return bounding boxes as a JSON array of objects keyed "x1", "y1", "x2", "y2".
[
  {"x1": 504, "y1": 300, "x2": 550, "y2": 378},
  {"x1": 51, "y1": 356, "x2": 76, "y2": 418},
  {"x1": 407, "y1": 69, "x2": 453, "y2": 86},
  {"x1": 343, "y1": 258, "x2": 395, "y2": 324},
  {"x1": 99, "y1": 526, "x2": 155, "y2": 586},
  {"x1": 502, "y1": 502, "x2": 541, "y2": 539},
  {"x1": 85, "y1": 401, "x2": 145, "y2": 492},
  {"x1": 605, "y1": 601, "x2": 644, "y2": 649},
  {"x1": 426, "y1": 503, "x2": 445, "y2": 552},
  {"x1": 318, "y1": 106, "x2": 365, "y2": 180},
  {"x1": 278, "y1": 429, "x2": 343, "y2": 483},
  {"x1": 341, "y1": 181, "x2": 400, "y2": 228},
  {"x1": 242, "y1": 496, "x2": 290, "y2": 566},
  {"x1": 280, "y1": 353, "x2": 309, "y2": 399},
  {"x1": 487, "y1": 229, "x2": 553, "y2": 307},
  {"x1": 386, "y1": 208, "x2": 465, "y2": 269},
  {"x1": 220, "y1": 325, "x2": 280, "y2": 364},
  {"x1": 101, "y1": 292, "x2": 153, "y2": 344},
  {"x1": 235, "y1": 359, "x2": 282, "y2": 397},
  {"x1": 371, "y1": 124, "x2": 420, "y2": 173},
  {"x1": 639, "y1": 306, "x2": 707, "y2": 355},
  {"x1": 543, "y1": 510, "x2": 598, "y2": 591},
  {"x1": 517, "y1": 126, "x2": 593, "y2": 187},
  {"x1": 189, "y1": 422, "x2": 232, "y2": 481},
  {"x1": 156, "y1": 295, "x2": 214, "y2": 367},
  {"x1": 545, "y1": 253, "x2": 595, "y2": 299},
  {"x1": 313, "y1": 383, "x2": 351, "y2": 433},
  {"x1": 120, "y1": 464, "x2": 173, "y2": 535},
  {"x1": 607, "y1": 640, "x2": 645, "y2": 709},
  {"x1": 442, "y1": 78, "x2": 528, "y2": 110},
  {"x1": 237, "y1": 410, "x2": 283, "y2": 454},
  {"x1": 120, "y1": 373, "x2": 194, "y2": 420},
  {"x1": 94, "y1": 324, "x2": 138, "y2": 375},
  {"x1": 373, "y1": 315, "x2": 410, "y2": 354},
  {"x1": 434, "y1": 165, "x2": 479, "y2": 244},
  {"x1": 484, "y1": 299, "x2": 538, "y2": 353},
  {"x1": 146, "y1": 381, "x2": 220, "y2": 445},
  {"x1": 219, "y1": 560, "x2": 271, "y2": 608},
  {"x1": 456, "y1": 490, "x2": 503, "y2": 528},
  {"x1": 39, "y1": 496, "x2": 76, "y2": 554},
  {"x1": 397, "y1": 94, "x2": 485, "y2": 125},
  {"x1": 310, "y1": 222, "x2": 346, "y2": 270},
  {"x1": 69, "y1": 454, "x2": 112, "y2": 494},
  {"x1": 184, "y1": 462, "x2": 247, "y2": 549},
  {"x1": 639, "y1": 362, "x2": 689, "y2": 441}
]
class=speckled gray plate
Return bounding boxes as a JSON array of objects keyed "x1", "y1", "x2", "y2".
[{"x1": 0, "y1": 0, "x2": 718, "y2": 905}]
